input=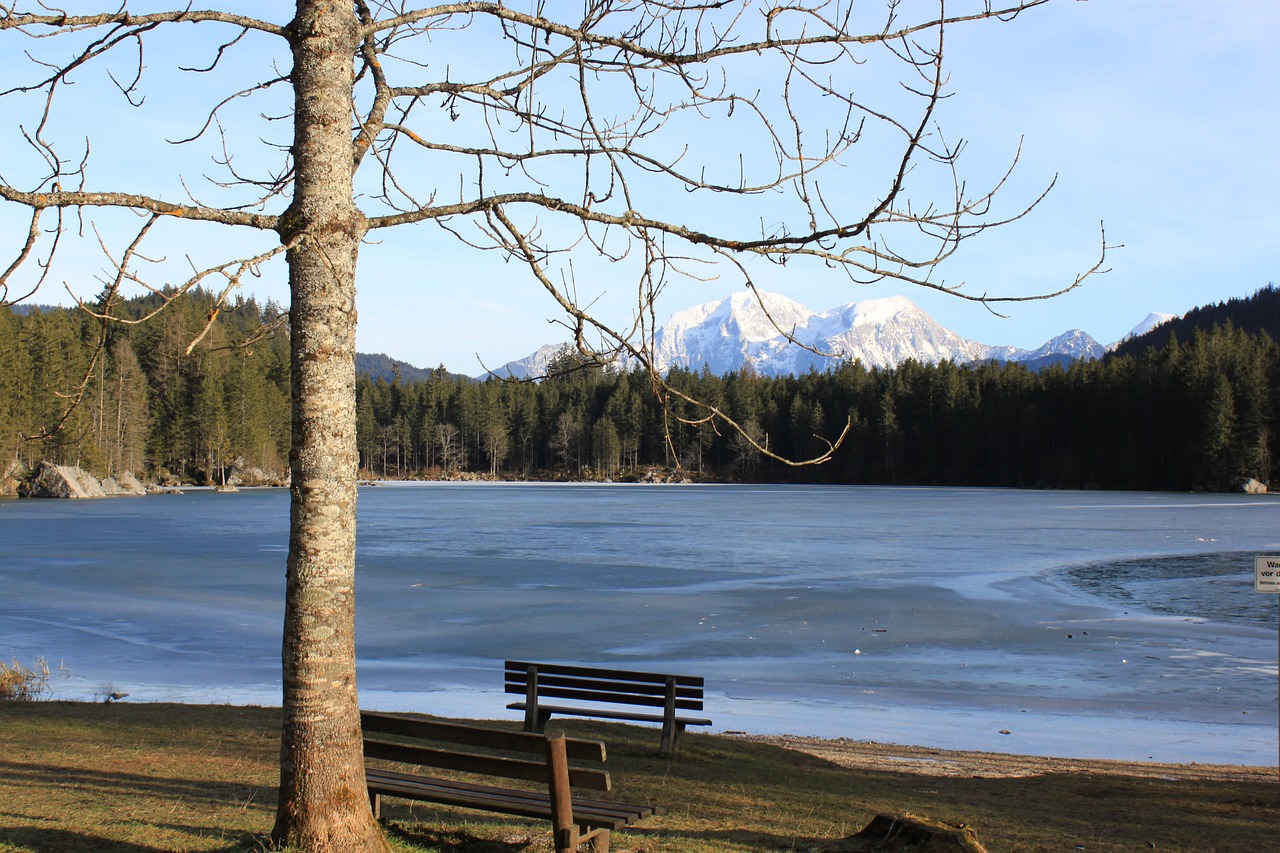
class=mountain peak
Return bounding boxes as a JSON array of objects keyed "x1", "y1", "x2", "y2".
[
  {"x1": 651, "y1": 290, "x2": 983, "y2": 374},
  {"x1": 844, "y1": 294, "x2": 919, "y2": 326},
  {"x1": 665, "y1": 290, "x2": 812, "y2": 338},
  {"x1": 1036, "y1": 329, "x2": 1103, "y2": 356},
  {"x1": 1109, "y1": 312, "x2": 1175, "y2": 349},
  {"x1": 494, "y1": 290, "x2": 1155, "y2": 379}
]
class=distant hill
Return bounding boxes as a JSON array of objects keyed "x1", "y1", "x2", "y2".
[
  {"x1": 2, "y1": 313, "x2": 453, "y2": 384},
  {"x1": 1112, "y1": 284, "x2": 1279, "y2": 358},
  {"x1": 8, "y1": 303, "x2": 62, "y2": 317},
  {"x1": 356, "y1": 352, "x2": 443, "y2": 383}
]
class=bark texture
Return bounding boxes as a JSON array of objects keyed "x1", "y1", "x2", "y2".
[{"x1": 270, "y1": 2, "x2": 386, "y2": 850}]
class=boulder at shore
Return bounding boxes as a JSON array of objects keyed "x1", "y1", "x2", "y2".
[
  {"x1": 17, "y1": 462, "x2": 146, "y2": 499},
  {"x1": 1234, "y1": 477, "x2": 1269, "y2": 495},
  {"x1": 19, "y1": 461, "x2": 106, "y2": 499},
  {"x1": 101, "y1": 471, "x2": 147, "y2": 496},
  {"x1": 1, "y1": 460, "x2": 25, "y2": 497}
]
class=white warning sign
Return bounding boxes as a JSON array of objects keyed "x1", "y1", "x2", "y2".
[{"x1": 1256, "y1": 556, "x2": 1280, "y2": 593}]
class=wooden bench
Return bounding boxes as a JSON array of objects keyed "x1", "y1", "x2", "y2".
[
  {"x1": 504, "y1": 660, "x2": 711, "y2": 756},
  {"x1": 362, "y1": 710, "x2": 654, "y2": 853}
]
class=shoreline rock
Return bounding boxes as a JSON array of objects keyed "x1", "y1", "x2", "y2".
[
  {"x1": 1, "y1": 459, "x2": 26, "y2": 496},
  {"x1": 1234, "y1": 477, "x2": 1268, "y2": 495},
  {"x1": 18, "y1": 461, "x2": 107, "y2": 499},
  {"x1": 101, "y1": 471, "x2": 147, "y2": 496},
  {"x1": 9, "y1": 460, "x2": 291, "y2": 497},
  {"x1": 18, "y1": 462, "x2": 147, "y2": 499}
]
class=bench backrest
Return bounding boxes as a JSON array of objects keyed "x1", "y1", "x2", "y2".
[
  {"x1": 505, "y1": 660, "x2": 704, "y2": 712},
  {"x1": 361, "y1": 711, "x2": 611, "y2": 791}
]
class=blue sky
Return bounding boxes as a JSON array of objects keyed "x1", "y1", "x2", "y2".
[{"x1": 2, "y1": 1, "x2": 1276, "y2": 375}]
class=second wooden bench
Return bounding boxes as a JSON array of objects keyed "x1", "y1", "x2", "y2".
[
  {"x1": 362, "y1": 710, "x2": 654, "y2": 853},
  {"x1": 504, "y1": 660, "x2": 711, "y2": 756}
]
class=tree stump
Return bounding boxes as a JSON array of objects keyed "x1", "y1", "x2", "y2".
[{"x1": 825, "y1": 813, "x2": 989, "y2": 852}]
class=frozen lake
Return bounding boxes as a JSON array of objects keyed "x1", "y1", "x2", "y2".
[{"x1": 1, "y1": 483, "x2": 1277, "y2": 766}]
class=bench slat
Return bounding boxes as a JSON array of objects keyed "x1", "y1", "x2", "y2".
[
  {"x1": 504, "y1": 674, "x2": 705, "y2": 703},
  {"x1": 364, "y1": 736, "x2": 611, "y2": 792},
  {"x1": 507, "y1": 701, "x2": 712, "y2": 728},
  {"x1": 505, "y1": 683, "x2": 704, "y2": 711},
  {"x1": 361, "y1": 711, "x2": 607, "y2": 761},
  {"x1": 505, "y1": 660, "x2": 711, "y2": 756},
  {"x1": 506, "y1": 660, "x2": 703, "y2": 687},
  {"x1": 367, "y1": 768, "x2": 651, "y2": 822},
  {"x1": 506, "y1": 670, "x2": 705, "y2": 697},
  {"x1": 366, "y1": 768, "x2": 649, "y2": 829}
]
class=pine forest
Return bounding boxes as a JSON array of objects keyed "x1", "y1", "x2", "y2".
[{"x1": 3, "y1": 287, "x2": 1278, "y2": 494}]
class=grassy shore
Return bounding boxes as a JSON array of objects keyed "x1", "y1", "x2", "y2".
[{"x1": 0, "y1": 701, "x2": 1275, "y2": 852}]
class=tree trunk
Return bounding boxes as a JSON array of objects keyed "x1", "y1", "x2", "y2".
[{"x1": 271, "y1": 2, "x2": 387, "y2": 850}]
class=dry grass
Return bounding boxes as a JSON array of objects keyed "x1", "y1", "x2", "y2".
[
  {"x1": 0, "y1": 657, "x2": 50, "y2": 702},
  {"x1": 0, "y1": 701, "x2": 1276, "y2": 853}
]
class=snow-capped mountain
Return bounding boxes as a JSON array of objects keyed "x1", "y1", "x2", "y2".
[
  {"x1": 993, "y1": 329, "x2": 1107, "y2": 371},
  {"x1": 1110, "y1": 312, "x2": 1175, "y2": 349},
  {"x1": 650, "y1": 290, "x2": 818, "y2": 374},
  {"x1": 644, "y1": 291, "x2": 997, "y2": 374},
  {"x1": 803, "y1": 295, "x2": 994, "y2": 372},
  {"x1": 487, "y1": 342, "x2": 572, "y2": 380},
  {"x1": 492, "y1": 291, "x2": 1156, "y2": 379}
]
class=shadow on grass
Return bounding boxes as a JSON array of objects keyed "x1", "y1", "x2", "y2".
[
  {"x1": 387, "y1": 823, "x2": 539, "y2": 852},
  {"x1": 0, "y1": 758, "x2": 272, "y2": 853},
  {"x1": 0, "y1": 759, "x2": 267, "y2": 804},
  {"x1": 387, "y1": 820, "x2": 859, "y2": 853},
  {"x1": 0, "y1": 827, "x2": 258, "y2": 853}
]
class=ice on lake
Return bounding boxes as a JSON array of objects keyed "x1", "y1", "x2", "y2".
[{"x1": 2, "y1": 483, "x2": 1277, "y2": 765}]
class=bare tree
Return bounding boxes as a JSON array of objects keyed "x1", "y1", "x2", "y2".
[
  {"x1": 730, "y1": 417, "x2": 767, "y2": 477},
  {"x1": 549, "y1": 409, "x2": 583, "y2": 470},
  {"x1": 483, "y1": 420, "x2": 508, "y2": 476},
  {"x1": 0, "y1": 2, "x2": 1105, "y2": 849},
  {"x1": 434, "y1": 421, "x2": 464, "y2": 473}
]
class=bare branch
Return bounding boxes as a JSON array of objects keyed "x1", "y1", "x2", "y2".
[
  {"x1": 488, "y1": 203, "x2": 849, "y2": 467},
  {"x1": 0, "y1": 207, "x2": 50, "y2": 304},
  {"x1": 21, "y1": 213, "x2": 158, "y2": 442},
  {"x1": 0, "y1": 7, "x2": 285, "y2": 38},
  {"x1": 1, "y1": 0, "x2": 1103, "y2": 470},
  {"x1": 73, "y1": 237, "x2": 300, "y2": 331},
  {"x1": 0, "y1": 184, "x2": 278, "y2": 229},
  {"x1": 364, "y1": 2, "x2": 1051, "y2": 66},
  {"x1": 168, "y1": 74, "x2": 289, "y2": 146}
]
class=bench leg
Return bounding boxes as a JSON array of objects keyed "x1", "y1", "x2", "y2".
[
  {"x1": 659, "y1": 676, "x2": 678, "y2": 756},
  {"x1": 523, "y1": 701, "x2": 540, "y2": 732},
  {"x1": 369, "y1": 790, "x2": 381, "y2": 821},
  {"x1": 523, "y1": 664, "x2": 543, "y2": 732},
  {"x1": 552, "y1": 827, "x2": 579, "y2": 853},
  {"x1": 526, "y1": 708, "x2": 552, "y2": 733},
  {"x1": 586, "y1": 827, "x2": 612, "y2": 853},
  {"x1": 660, "y1": 720, "x2": 688, "y2": 757},
  {"x1": 546, "y1": 734, "x2": 577, "y2": 853}
]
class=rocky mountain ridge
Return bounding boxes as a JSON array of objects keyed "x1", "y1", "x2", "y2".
[{"x1": 491, "y1": 291, "x2": 1172, "y2": 379}]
